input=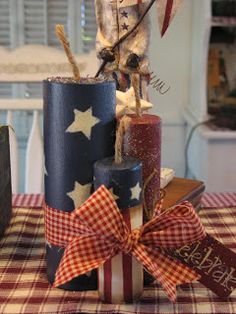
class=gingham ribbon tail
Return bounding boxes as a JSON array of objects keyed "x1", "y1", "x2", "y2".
[{"x1": 45, "y1": 185, "x2": 206, "y2": 302}]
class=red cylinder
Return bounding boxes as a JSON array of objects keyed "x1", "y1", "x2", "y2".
[{"x1": 123, "y1": 114, "x2": 161, "y2": 220}]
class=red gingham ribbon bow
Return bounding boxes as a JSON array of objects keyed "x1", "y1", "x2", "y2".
[{"x1": 45, "y1": 185, "x2": 206, "y2": 302}]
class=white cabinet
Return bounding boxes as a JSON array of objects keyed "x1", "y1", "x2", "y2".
[{"x1": 185, "y1": 0, "x2": 236, "y2": 192}]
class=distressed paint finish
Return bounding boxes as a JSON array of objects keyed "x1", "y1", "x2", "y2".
[{"x1": 123, "y1": 114, "x2": 161, "y2": 219}]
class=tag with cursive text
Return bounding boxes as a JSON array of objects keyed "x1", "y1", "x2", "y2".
[{"x1": 168, "y1": 234, "x2": 236, "y2": 298}]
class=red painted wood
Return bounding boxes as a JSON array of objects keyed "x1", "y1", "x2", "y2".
[
  {"x1": 122, "y1": 208, "x2": 133, "y2": 303},
  {"x1": 123, "y1": 114, "x2": 161, "y2": 218},
  {"x1": 103, "y1": 260, "x2": 112, "y2": 303}
]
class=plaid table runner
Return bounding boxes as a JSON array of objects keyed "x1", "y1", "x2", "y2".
[
  {"x1": 0, "y1": 195, "x2": 235, "y2": 314},
  {"x1": 202, "y1": 193, "x2": 236, "y2": 209},
  {"x1": 12, "y1": 194, "x2": 44, "y2": 208},
  {"x1": 12, "y1": 192, "x2": 236, "y2": 209}
]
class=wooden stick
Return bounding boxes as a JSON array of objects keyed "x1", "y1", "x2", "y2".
[
  {"x1": 55, "y1": 24, "x2": 80, "y2": 80},
  {"x1": 142, "y1": 168, "x2": 158, "y2": 220},
  {"x1": 115, "y1": 116, "x2": 131, "y2": 164},
  {"x1": 131, "y1": 74, "x2": 142, "y2": 117}
]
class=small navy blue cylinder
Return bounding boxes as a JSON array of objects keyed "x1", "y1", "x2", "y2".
[
  {"x1": 94, "y1": 157, "x2": 142, "y2": 209},
  {"x1": 43, "y1": 78, "x2": 116, "y2": 291}
]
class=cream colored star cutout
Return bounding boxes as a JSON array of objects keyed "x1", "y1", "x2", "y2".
[
  {"x1": 109, "y1": 188, "x2": 119, "y2": 201},
  {"x1": 67, "y1": 181, "x2": 92, "y2": 209},
  {"x1": 130, "y1": 182, "x2": 142, "y2": 201},
  {"x1": 116, "y1": 87, "x2": 153, "y2": 116},
  {"x1": 66, "y1": 107, "x2": 100, "y2": 140}
]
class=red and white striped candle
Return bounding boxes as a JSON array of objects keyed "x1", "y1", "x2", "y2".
[
  {"x1": 94, "y1": 157, "x2": 143, "y2": 303},
  {"x1": 98, "y1": 205, "x2": 143, "y2": 303}
]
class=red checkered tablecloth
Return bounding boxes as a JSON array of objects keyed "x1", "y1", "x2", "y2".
[
  {"x1": 12, "y1": 192, "x2": 236, "y2": 209},
  {"x1": 12, "y1": 194, "x2": 44, "y2": 208},
  {"x1": 0, "y1": 193, "x2": 235, "y2": 314}
]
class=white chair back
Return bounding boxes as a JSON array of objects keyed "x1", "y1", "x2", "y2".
[{"x1": 0, "y1": 99, "x2": 43, "y2": 194}]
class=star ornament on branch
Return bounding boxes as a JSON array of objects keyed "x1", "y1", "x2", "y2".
[{"x1": 116, "y1": 87, "x2": 153, "y2": 116}]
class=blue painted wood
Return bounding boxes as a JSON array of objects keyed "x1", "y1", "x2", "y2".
[
  {"x1": 94, "y1": 157, "x2": 142, "y2": 209},
  {"x1": 43, "y1": 78, "x2": 116, "y2": 291},
  {"x1": 44, "y1": 79, "x2": 116, "y2": 211}
]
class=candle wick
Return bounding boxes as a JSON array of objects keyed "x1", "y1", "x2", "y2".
[
  {"x1": 131, "y1": 74, "x2": 142, "y2": 118},
  {"x1": 115, "y1": 116, "x2": 131, "y2": 164},
  {"x1": 55, "y1": 24, "x2": 81, "y2": 81}
]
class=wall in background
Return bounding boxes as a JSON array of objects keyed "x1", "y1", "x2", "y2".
[
  {"x1": 0, "y1": 0, "x2": 194, "y2": 190},
  {"x1": 149, "y1": 0, "x2": 193, "y2": 177},
  {"x1": 0, "y1": 0, "x2": 96, "y2": 192}
]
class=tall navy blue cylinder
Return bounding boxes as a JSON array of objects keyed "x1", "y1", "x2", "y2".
[{"x1": 43, "y1": 78, "x2": 116, "y2": 291}]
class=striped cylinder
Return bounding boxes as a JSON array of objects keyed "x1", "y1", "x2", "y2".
[
  {"x1": 43, "y1": 78, "x2": 116, "y2": 291},
  {"x1": 123, "y1": 114, "x2": 161, "y2": 221},
  {"x1": 94, "y1": 157, "x2": 143, "y2": 303}
]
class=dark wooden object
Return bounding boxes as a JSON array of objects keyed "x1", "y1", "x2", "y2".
[
  {"x1": 162, "y1": 177, "x2": 205, "y2": 211},
  {"x1": 0, "y1": 126, "x2": 12, "y2": 238}
]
